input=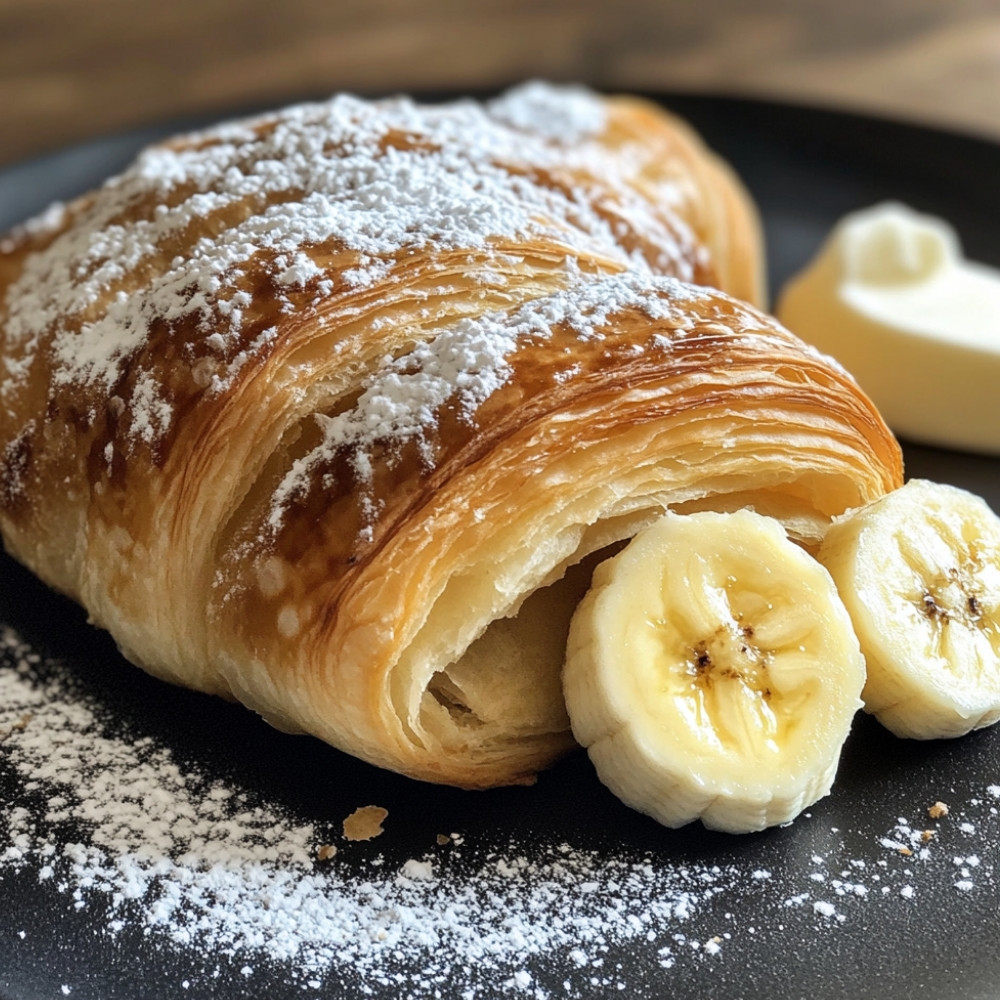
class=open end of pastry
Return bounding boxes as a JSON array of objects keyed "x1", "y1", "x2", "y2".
[
  {"x1": 421, "y1": 551, "x2": 609, "y2": 739},
  {"x1": 397, "y1": 466, "x2": 878, "y2": 788},
  {"x1": 414, "y1": 500, "x2": 815, "y2": 755}
]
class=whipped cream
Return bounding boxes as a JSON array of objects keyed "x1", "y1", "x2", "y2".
[{"x1": 777, "y1": 202, "x2": 1000, "y2": 454}]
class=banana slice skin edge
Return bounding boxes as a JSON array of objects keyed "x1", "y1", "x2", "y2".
[{"x1": 563, "y1": 509, "x2": 866, "y2": 835}]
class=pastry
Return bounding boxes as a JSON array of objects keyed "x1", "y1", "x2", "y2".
[{"x1": 0, "y1": 83, "x2": 901, "y2": 787}]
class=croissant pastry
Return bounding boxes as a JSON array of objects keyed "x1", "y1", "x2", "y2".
[{"x1": 0, "y1": 83, "x2": 901, "y2": 788}]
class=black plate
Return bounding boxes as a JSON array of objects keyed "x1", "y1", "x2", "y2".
[{"x1": 1, "y1": 94, "x2": 999, "y2": 1000}]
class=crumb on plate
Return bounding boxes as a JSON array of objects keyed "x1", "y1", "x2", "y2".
[{"x1": 343, "y1": 805, "x2": 388, "y2": 842}]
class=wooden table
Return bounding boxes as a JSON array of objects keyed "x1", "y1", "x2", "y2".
[{"x1": 1, "y1": 0, "x2": 999, "y2": 167}]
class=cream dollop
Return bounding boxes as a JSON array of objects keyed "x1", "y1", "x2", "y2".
[{"x1": 777, "y1": 202, "x2": 1000, "y2": 454}]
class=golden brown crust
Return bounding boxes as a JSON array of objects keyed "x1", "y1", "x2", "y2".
[{"x1": 0, "y1": 84, "x2": 900, "y2": 788}]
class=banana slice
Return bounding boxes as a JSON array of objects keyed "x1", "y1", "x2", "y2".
[
  {"x1": 563, "y1": 509, "x2": 866, "y2": 834},
  {"x1": 817, "y1": 478, "x2": 1000, "y2": 740}
]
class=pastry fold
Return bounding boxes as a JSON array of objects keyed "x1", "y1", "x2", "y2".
[{"x1": 0, "y1": 84, "x2": 901, "y2": 787}]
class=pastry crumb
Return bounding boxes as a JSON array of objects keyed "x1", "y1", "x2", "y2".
[
  {"x1": 316, "y1": 844, "x2": 337, "y2": 861},
  {"x1": 0, "y1": 713, "x2": 32, "y2": 741},
  {"x1": 898, "y1": 847, "x2": 912, "y2": 856},
  {"x1": 436, "y1": 834, "x2": 451, "y2": 846},
  {"x1": 928, "y1": 801, "x2": 950, "y2": 820},
  {"x1": 921, "y1": 830, "x2": 936, "y2": 843},
  {"x1": 343, "y1": 806, "x2": 388, "y2": 842}
]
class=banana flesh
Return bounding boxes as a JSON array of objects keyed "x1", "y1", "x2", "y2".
[
  {"x1": 562, "y1": 509, "x2": 866, "y2": 834},
  {"x1": 818, "y1": 479, "x2": 1000, "y2": 740}
]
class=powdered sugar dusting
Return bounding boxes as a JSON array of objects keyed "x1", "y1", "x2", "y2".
[
  {"x1": 487, "y1": 80, "x2": 608, "y2": 141},
  {"x1": 267, "y1": 270, "x2": 701, "y2": 526},
  {"x1": 0, "y1": 201, "x2": 69, "y2": 253},
  {"x1": 0, "y1": 83, "x2": 704, "y2": 449},
  {"x1": 2, "y1": 625, "x2": 998, "y2": 996},
  {"x1": 0, "y1": 627, "x2": 736, "y2": 992}
]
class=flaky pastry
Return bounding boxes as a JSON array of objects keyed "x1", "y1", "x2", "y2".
[{"x1": 0, "y1": 83, "x2": 901, "y2": 787}]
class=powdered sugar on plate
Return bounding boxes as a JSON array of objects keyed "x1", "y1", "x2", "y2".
[{"x1": 2, "y1": 624, "x2": 998, "y2": 998}]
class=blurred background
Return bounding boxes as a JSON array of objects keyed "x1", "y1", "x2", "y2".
[{"x1": 1, "y1": 0, "x2": 999, "y2": 166}]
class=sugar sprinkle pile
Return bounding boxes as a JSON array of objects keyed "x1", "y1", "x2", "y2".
[{"x1": 1, "y1": 626, "x2": 998, "y2": 998}]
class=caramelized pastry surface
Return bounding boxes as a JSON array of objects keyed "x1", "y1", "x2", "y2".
[{"x1": 0, "y1": 84, "x2": 899, "y2": 786}]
